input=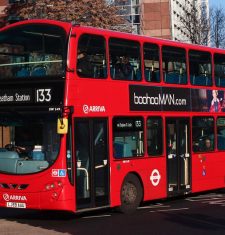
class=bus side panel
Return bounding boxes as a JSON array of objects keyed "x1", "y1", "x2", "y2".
[
  {"x1": 110, "y1": 157, "x2": 167, "y2": 207},
  {"x1": 192, "y1": 152, "x2": 225, "y2": 193},
  {"x1": 142, "y1": 157, "x2": 167, "y2": 201}
]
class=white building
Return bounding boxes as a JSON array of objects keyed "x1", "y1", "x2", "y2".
[{"x1": 170, "y1": 0, "x2": 210, "y2": 44}]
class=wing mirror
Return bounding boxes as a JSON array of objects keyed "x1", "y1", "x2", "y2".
[{"x1": 57, "y1": 118, "x2": 68, "y2": 134}]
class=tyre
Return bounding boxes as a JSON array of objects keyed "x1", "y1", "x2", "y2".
[{"x1": 119, "y1": 174, "x2": 143, "y2": 214}]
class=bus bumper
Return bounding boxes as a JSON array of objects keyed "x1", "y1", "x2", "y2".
[{"x1": 0, "y1": 189, "x2": 75, "y2": 212}]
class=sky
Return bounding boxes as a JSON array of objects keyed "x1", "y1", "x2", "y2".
[{"x1": 210, "y1": 0, "x2": 225, "y2": 9}]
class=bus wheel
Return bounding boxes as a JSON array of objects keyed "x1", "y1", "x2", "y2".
[{"x1": 119, "y1": 174, "x2": 143, "y2": 214}]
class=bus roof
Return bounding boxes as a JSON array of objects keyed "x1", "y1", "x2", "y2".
[
  {"x1": 0, "y1": 19, "x2": 72, "y2": 35},
  {"x1": 72, "y1": 24, "x2": 225, "y2": 55},
  {"x1": 1, "y1": 19, "x2": 225, "y2": 55}
]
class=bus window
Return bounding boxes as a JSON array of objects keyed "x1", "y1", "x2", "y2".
[
  {"x1": 147, "y1": 117, "x2": 163, "y2": 156},
  {"x1": 76, "y1": 34, "x2": 107, "y2": 79},
  {"x1": 162, "y1": 46, "x2": 187, "y2": 85},
  {"x1": 214, "y1": 53, "x2": 225, "y2": 87},
  {"x1": 143, "y1": 43, "x2": 160, "y2": 82},
  {"x1": 0, "y1": 24, "x2": 66, "y2": 79},
  {"x1": 189, "y1": 50, "x2": 212, "y2": 86},
  {"x1": 217, "y1": 118, "x2": 225, "y2": 150},
  {"x1": 109, "y1": 38, "x2": 141, "y2": 81},
  {"x1": 192, "y1": 117, "x2": 214, "y2": 152},
  {"x1": 113, "y1": 117, "x2": 144, "y2": 158},
  {"x1": 0, "y1": 113, "x2": 60, "y2": 174}
]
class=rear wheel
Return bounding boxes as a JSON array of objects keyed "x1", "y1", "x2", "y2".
[{"x1": 119, "y1": 174, "x2": 143, "y2": 213}]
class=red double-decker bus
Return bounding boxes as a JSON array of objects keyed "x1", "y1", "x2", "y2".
[{"x1": 0, "y1": 19, "x2": 225, "y2": 213}]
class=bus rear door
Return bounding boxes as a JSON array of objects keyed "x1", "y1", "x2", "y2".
[
  {"x1": 74, "y1": 118, "x2": 109, "y2": 211},
  {"x1": 166, "y1": 118, "x2": 191, "y2": 196}
]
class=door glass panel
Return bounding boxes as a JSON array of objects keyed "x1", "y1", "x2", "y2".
[
  {"x1": 167, "y1": 122, "x2": 178, "y2": 191},
  {"x1": 75, "y1": 121, "x2": 91, "y2": 205},
  {"x1": 179, "y1": 121, "x2": 190, "y2": 188},
  {"x1": 93, "y1": 121, "x2": 108, "y2": 205},
  {"x1": 75, "y1": 119, "x2": 109, "y2": 210}
]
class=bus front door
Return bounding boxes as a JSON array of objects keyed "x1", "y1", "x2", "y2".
[
  {"x1": 74, "y1": 118, "x2": 109, "y2": 210},
  {"x1": 166, "y1": 118, "x2": 191, "y2": 196}
]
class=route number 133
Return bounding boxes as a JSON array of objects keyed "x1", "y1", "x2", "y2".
[{"x1": 36, "y1": 89, "x2": 52, "y2": 102}]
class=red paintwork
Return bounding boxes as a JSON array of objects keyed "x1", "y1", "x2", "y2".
[{"x1": 0, "y1": 20, "x2": 225, "y2": 213}]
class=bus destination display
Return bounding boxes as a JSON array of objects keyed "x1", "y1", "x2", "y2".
[{"x1": 0, "y1": 86, "x2": 63, "y2": 107}]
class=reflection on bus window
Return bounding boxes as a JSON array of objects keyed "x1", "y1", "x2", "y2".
[
  {"x1": 214, "y1": 53, "x2": 225, "y2": 87},
  {"x1": 113, "y1": 117, "x2": 144, "y2": 158},
  {"x1": 192, "y1": 117, "x2": 214, "y2": 152},
  {"x1": 217, "y1": 118, "x2": 225, "y2": 150},
  {"x1": 162, "y1": 46, "x2": 187, "y2": 85},
  {"x1": 76, "y1": 34, "x2": 107, "y2": 79},
  {"x1": 0, "y1": 113, "x2": 60, "y2": 174},
  {"x1": 147, "y1": 117, "x2": 163, "y2": 156},
  {"x1": 144, "y1": 43, "x2": 160, "y2": 82},
  {"x1": 0, "y1": 24, "x2": 66, "y2": 79},
  {"x1": 109, "y1": 38, "x2": 141, "y2": 81},
  {"x1": 189, "y1": 50, "x2": 212, "y2": 86}
]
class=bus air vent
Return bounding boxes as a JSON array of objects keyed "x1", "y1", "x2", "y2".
[{"x1": 0, "y1": 183, "x2": 29, "y2": 190}]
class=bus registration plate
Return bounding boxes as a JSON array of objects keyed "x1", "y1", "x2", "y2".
[{"x1": 6, "y1": 202, "x2": 26, "y2": 208}]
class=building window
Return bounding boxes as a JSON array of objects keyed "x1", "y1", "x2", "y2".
[{"x1": 114, "y1": 0, "x2": 141, "y2": 34}]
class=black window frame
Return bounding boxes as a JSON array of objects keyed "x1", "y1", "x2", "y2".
[
  {"x1": 143, "y1": 42, "x2": 161, "y2": 83},
  {"x1": 76, "y1": 33, "x2": 107, "y2": 79},
  {"x1": 216, "y1": 117, "x2": 225, "y2": 151},
  {"x1": 189, "y1": 50, "x2": 212, "y2": 87},
  {"x1": 162, "y1": 46, "x2": 187, "y2": 85},
  {"x1": 214, "y1": 53, "x2": 225, "y2": 87},
  {"x1": 113, "y1": 116, "x2": 144, "y2": 159},
  {"x1": 147, "y1": 116, "x2": 163, "y2": 156},
  {"x1": 192, "y1": 116, "x2": 215, "y2": 153},
  {"x1": 109, "y1": 37, "x2": 141, "y2": 81}
]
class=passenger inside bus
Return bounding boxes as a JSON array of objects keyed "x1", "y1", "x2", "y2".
[
  {"x1": 77, "y1": 50, "x2": 94, "y2": 77},
  {"x1": 122, "y1": 56, "x2": 134, "y2": 80},
  {"x1": 114, "y1": 56, "x2": 134, "y2": 80},
  {"x1": 202, "y1": 138, "x2": 213, "y2": 151}
]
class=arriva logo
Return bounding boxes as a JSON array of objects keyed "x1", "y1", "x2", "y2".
[
  {"x1": 3, "y1": 193, "x2": 27, "y2": 202},
  {"x1": 83, "y1": 105, "x2": 106, "y2": 114}
]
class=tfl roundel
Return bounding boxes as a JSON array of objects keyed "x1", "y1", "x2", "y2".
[{"x1": 150, "y1": 169, "x2": 161, "y2": 186}]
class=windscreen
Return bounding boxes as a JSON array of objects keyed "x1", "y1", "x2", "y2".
[
  {"x1": 0, "y1": 24, "x2": 67, "y2": 79},
  {"x1": 0, "y1": 112, "x2": 60, "y2": 174}
]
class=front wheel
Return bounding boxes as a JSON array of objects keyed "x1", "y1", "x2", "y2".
[{"x1": 119, "y1": 174, "x2": 143, "y2": 214}]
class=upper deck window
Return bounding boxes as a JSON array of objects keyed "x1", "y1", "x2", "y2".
[
  {"x1": 162, "y1": 46, "x2": 187, "y2": 85},
  {"x1": 0, "y1": 24, "x2": 67, "y2": 80},
  {"x1": 109, "y1": 38, "x2": 141, "y2": 81},
  {"x1": 189, "y1": 50, "x2": 212, "y2": 86},
  {"x1": 143, "y1": 43, "x2": 160, "y2": 82},
  {"x1": 76, "y1": 34, "x2": 107, "y2": 79},
  {"x1": 214, "y1": 53, "x2": 225, "y2": 87}
]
